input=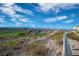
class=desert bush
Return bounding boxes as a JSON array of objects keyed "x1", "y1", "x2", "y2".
[
  {"x1": 25, "y1": 42, "x2": 49, "y2": 56},
  {"x1": 67, "y1": 32, "x2": 79, "y2": 40}
]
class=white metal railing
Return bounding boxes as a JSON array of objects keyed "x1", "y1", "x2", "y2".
[{"x1": 62, "y1": 32, "x2": 72, "y2": 56}]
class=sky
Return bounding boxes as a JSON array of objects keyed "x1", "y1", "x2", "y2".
[{"x1": 0, "y1": 3, "x2": 79, "y2": 30}]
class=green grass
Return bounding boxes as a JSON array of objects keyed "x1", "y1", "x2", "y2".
[
  {"x1": 0, "y1": 33, "x2": 17, "y2": 38},
  {"x1": 0, "y1": 30, "x2": 48, "y2": 39},
  {"x1": 0, "y1": 40, "x2": 21, "y2": 46},
  {"x1": 0, "y1": 31, "x2": 26, "y2": 38}
]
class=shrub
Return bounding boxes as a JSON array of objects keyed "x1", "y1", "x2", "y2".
[{"x1": 25, "y1": 42, "x2": 49, "y2": 56}]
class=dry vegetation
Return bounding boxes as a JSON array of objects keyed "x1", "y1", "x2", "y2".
[
  {"x1": 0, "y1": 28, "x2": 63, "y2": 56},
  {"x1": 24, "y1": 42, "x2": 49, "y2": 56},
  {"x1": 67, "y1": 30, "x2": 79, "y2": 41},
  {"x1": 50, "y1": 31, "x2": 64, "y2": 45}
]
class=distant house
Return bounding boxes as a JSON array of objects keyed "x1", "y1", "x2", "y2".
[{"x1": 74, "y1": 26, "x2": 79, "y2": 30}]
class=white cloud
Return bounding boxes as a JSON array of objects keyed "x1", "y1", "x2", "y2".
[
  {"x1": 0, "y1": 17, "x2": 5, "y2": 23},
  {"x1": 11, "y1": 18, "x2": 17, "y2": 22},
  {"x1": 0, "y1": 7, "x2": 15, "y2": 16},
  {"x1": 19, "y1": 18, "x2": 32, "y2": 23},
  {"x1": 15, "y1": 22, "x2": 23, "y2": 26},
  {"x1": 44, "y1": 16, "x2": 67, "y2": 23},
  {"x1": 11, "y1": 17, "x2": 33, "y2": 26},
  {"x1": 14, "y1": 22, "x2": 37, "y2": 28},
  {"x1": 57, "y1": 16, "x2": 67, "y2": 20},
  {"x1": 12, "y1": 4, "x2": 33, "y2": 15},
  {"x1": 38, "y1": 3, "x2": 76, "y2": 13},
  {"x1": 20, "y1": 18, "x2": 28, "y2": 22},
  {"x1": 2, "y1": 3, "x2": 14, "y2": 7},
  {"x1": 0, "y1": 4, "x2": 34, "y2": 24},
  {"x1": 64, "y1": 19, "x2": 74, "y2": 23},
  {"x1": 0, "y1": 3, "x2": 33, "y2": 18},
  {"x1": 29, "y1": 24, "x2": 37, "y2": 28},
  {"x1": 38, "y1": 3, "x2": 54, "y2": 12}
]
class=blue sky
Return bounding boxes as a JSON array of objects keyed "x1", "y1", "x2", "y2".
[{"x1": 0, "y1": 3, "x2": 79, "y2": 29}]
